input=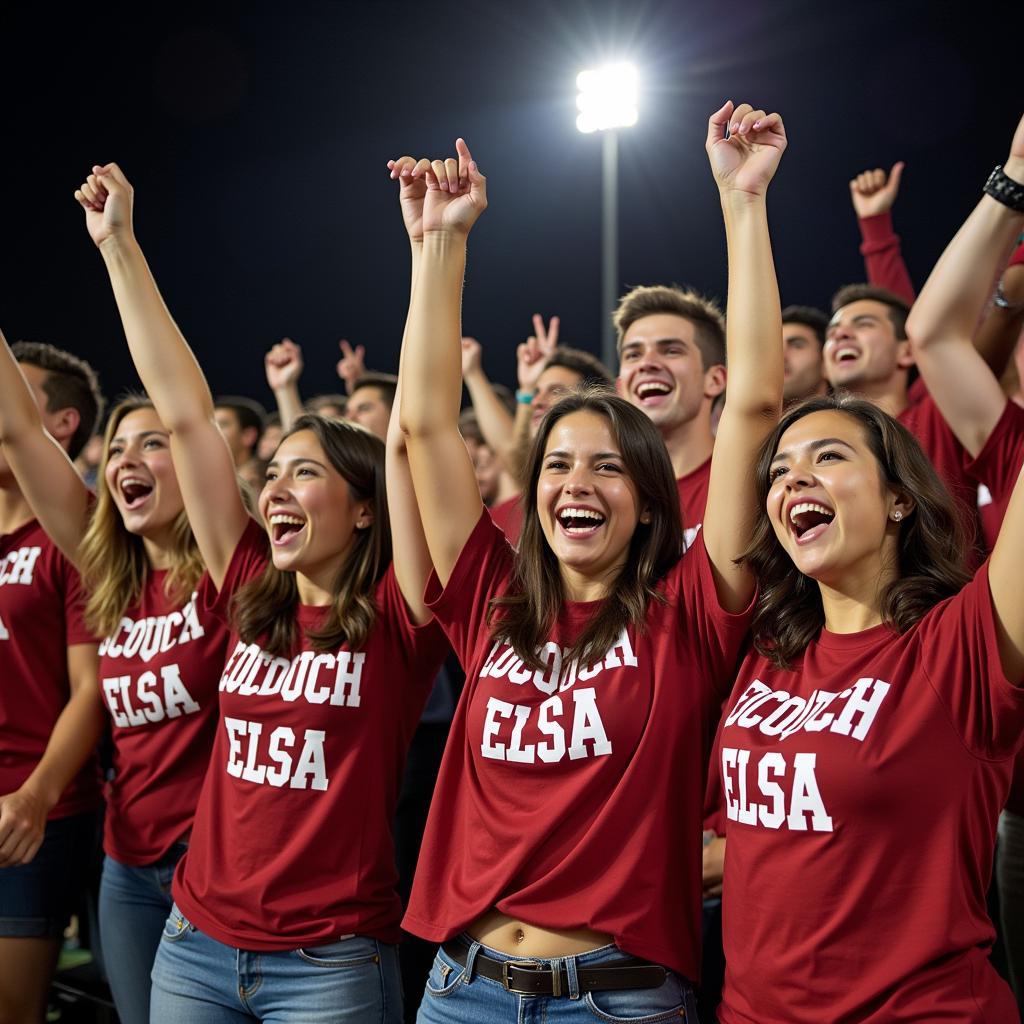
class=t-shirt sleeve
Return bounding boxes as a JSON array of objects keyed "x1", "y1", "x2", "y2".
[
  {"x1": 202, "y1": 517, "x2": 270, "y2": 623},
  {"x1": 965, "y1": 400, "x2": 1024, "y2": 505},
  {"x1": 672, "y1": 536, "x2": 755, "y2": 699},
  {"x1": 423, "y1": 508, "x2": 516, "y2": 668},
  {"x1": 917, "y1": 563, "x2": 1024, "y2": 759},
  {"x1": 374, "y1": 566, "x2": 451, "y2": 692},
  {"x1": 858, "y1": 210, "x2": 916, "y2": 305},
  {"x1": 62, "y1": 555, "x2": 97, "y2": 647}
]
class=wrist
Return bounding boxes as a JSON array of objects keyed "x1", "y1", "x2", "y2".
[
  {"x1": 98, "y1": 232, "x2": 141, "y2": 264},
  {"x1": 422, "y1": 229, "x2": 469, "y2": 255},
  {"x1": 19, "y1": 776, "x2": 58, "y2": 813},
  {"x1": 515, "y1": 388, "x2": 535, "y2": 405},
  {"x1": 1004, "y1": 158, "x2": 1024, "y2": 185},
  {"x1": 719, "y1": 188, "x2": 767, "y2": 212}
]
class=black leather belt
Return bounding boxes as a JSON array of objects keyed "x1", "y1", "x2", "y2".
[{"x1": 441, "y1": 938, "x2": 669, "y2": 997}]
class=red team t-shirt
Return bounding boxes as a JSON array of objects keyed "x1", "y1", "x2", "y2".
[
  {"x1": 173, "y1": 520, "x2": 449, "y2": 950},
  {"x1": 0, "y1": 519, "x2": 100, "y2": 819},
  {"x1": 97, "y1": 570, "x2": 230, "y2": 864},
  {"x1": 403, "y1": 511, "x2": 752, "y2": 982},
  {"x1": 717, "y1": 566, "x2": 1024, "y2": 1023}
]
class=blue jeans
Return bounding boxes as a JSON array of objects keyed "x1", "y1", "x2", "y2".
[
  {"x1": 150, "y1": 903, "x2": 403, "y2": 1023},
  {"x1": 416, "y1": 937, "x2": 699, "y2": 1023},
  {"x1": 98, "y1": 844, "x2": 186, "y2": 1024}
]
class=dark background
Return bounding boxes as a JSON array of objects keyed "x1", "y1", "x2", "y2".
[{"x1": 2, "y1": 0, "x2": 1018, "y2": 410}]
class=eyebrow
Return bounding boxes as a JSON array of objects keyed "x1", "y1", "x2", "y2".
[
  {"x1": 770, "y1": 437, "x2": 857, "y2": 464},
  {"x1": 110, "y1": 429, "x2": 169, "y2": 444},
  {"x1": 265, "y1": 456, "x2": 328, "y2": 470},
  {"x1": 828, "y1": 314, "x2": 880, "y2": 331},
  {"x1": 621, "y1": 337, "x2": 689, "y2": 350},
  {"x1": 545, "y1": 449, "x2": 623, "y2": 461}
]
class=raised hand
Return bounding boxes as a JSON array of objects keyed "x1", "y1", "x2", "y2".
[
  {"x1": 461, "y1": 337, "x2": 483, "y2": 378},
  {"x1": 706, "y1": 101, "x2": 787, "y2": 198},
  {"x1": 387, "y1": 155, "x2": 431, "y2": 243},
  {"x1": 265, "y1": 338, "x2": 304, "y2": 392},
  {"x1": 849, "y1": 163, "x2": 905, "y2": 219},
  {"x1": 418, "y1": 138, "x2": 487, "y2": 237},
  {"x1": 74, "y1": 162, "x2": 134, "y2": 247},
  {"x1": 516, "y1": 314, "x2": 560, "y2": 391},
  {"x1": 336, "y1": 339, "x2": 366, "y2": 393}
]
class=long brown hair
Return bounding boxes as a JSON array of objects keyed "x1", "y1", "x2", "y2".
[
  {"x1": 488, "y1": 387, "x2": 683, "y2": 671},
  {"x1": 79, "y1": 397, "x2": 204, "y2": 637},
  {"x1": 230, "y1": 415, "x2": 390, "y2": 656},
  {"x1": 742, "y1": 394, "x2": 971, "y2": 668}
]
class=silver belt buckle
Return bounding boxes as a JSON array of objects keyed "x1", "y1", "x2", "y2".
[{"x1": 502, "y1": 958, "x2": 544, "y2": 993}]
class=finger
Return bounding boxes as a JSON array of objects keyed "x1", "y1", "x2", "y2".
[
  {"x1": 431, "y1": 160, "x2": 449, "y2": 191},
  {"x1": 19, "y1": 834, "x2": 43, "y2": 866},
  {"x1": 738, "y1": 108, "x2": 765, "y2": 135},
  {"x1": 706, "y1": 99, "x2": 734, "y2": 147},
  {"x1": 547, "y1": 315, "x2": 560, "y2": 348},
  {"x1": 888, "y1": 161, "x2": 905, "y2": 190},
  {"x1": 90, "y1": 173, "x2": 110, "y2": 202},
  {"x1": 466, "y1": 158, "x2": 486, "y2": 202},
  {"x1": 753, "y1": 111, "x2": 782, "y2": 135},
  {"x1": 339, "y1": 339, "x2": 353, "y2": 358},
  {"x1": 871, "y1": 168, "x2": 885, "y2": 190},
  {"x1": 411, "y1": 157, "x2": 431, "y2": 180},
  {"x1": 730, "y1": 103, "x2": 753, "y2": 135},
  {"x1": 532, "y1": 314, "x2": 545, "y2": 341},
  {"x1": 99, "y1": 162, "x2": 131, "y2": 188},
  {"x1": 424, "y1": 167, "x2": 441, "y2": 191},
  {"x1": 80, "y1": 181, "x2": 102, "y2": 208},
  {"x1": 444, "y1": 157, "x2": 459, "y2": 193},
  {"x1": 355, "y1": 345, "x2": 364, "y2": 360},
  {"x1": 73, "y1": 189, "x2": 97, "y2": 211},
  {"x1": 856, "y1": 172, "x2": 870, "y2": 193},
  {"x1": 389, "y1": 155, "x2": 414, "y2": 179}
]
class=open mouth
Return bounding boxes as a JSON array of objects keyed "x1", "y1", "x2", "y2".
[
  {"x1": 269, "y1": 513, "x2": 306, "y2": 546},
  {"x1": 789, "y1": 501, "x2": 835, "y2": 543},
  {"x1": 556, "y1": 506, "x2": 607, "y2": 537},
  {"x1": 635, "y1": 380, "x2": 673, "y2": 403},
  {"x1": 119, "y1": 477, "x2": 153, "y2": 510},
  {"x1": 833, "y1": 346, "x2": 860, "y2": 364}
]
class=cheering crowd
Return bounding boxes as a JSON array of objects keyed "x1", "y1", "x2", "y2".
[{"x1": 1, "y1": 101, "x2": 1024, "y2": 1024}]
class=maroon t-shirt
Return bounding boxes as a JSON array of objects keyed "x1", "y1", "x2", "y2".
[
  {"x1": 489, "y1": 494, "x2": 523, "y2": 544},
  {"x1": 403, "y1": 511, "x2": 753, "y2": 981},
  {"x1": 677, "y1": 457, "x2": 710, "y2": 553},
  {"x1": 98, "y1": 570, "x2": 229, "y2": 864},
  {"x1": 173, "y1": 520, "x2": 448, "y2": 950},
  {"x1": 0, "y1": 519, "x2": 100, "y2": 819},
  {"x1": 718, "y1": 566, "x2": 1024, "y2": 1023},
  {"x1": 899, "y1": 377, "x2": 982, "y2": 561}
]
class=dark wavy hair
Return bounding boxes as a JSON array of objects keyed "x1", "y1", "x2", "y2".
[
  {"x1": 488, "y1": 386, "x2": 683, "y2": 671},
  {"x1": 741, "y1": 393, "x2": 971, "y2": 668},
  {"x1": 230, "y1": 414, "x2": 391, "y2": 656}
]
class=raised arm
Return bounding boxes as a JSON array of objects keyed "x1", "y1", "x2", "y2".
[
  {"x1": 703, "y1": 101, "x2": 786, "y2": 611},
  {"x1": 265, "y1": 338, "x2": 305, "y2": 430},
  {"x1": 905, "y1": 115, "x2": 1024, "y2": 457},
  {"x1": 75, "y1": 164, "x2": 248, "y2": 588},
  {"x1": 460, "y1": 336, "x2": 515, "y2": 460},
  {"x1": 397, "y1": 140, "x2": 488, "y2": 584},
  {"x1": 385, "y1": 155, "x2": 435, "y2": 623},
  {"x1": 849, "y1": 162, "x2": 916, "y2": 304},
  {"x1": 0, "y1": 332, "x2": 91, "y2": 563}
]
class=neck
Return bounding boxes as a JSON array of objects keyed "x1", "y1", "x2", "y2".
[
  {"x1": 661, "y1": 416, "x2": 715, "y2": 479},
  {"x1": 560, "y1": 560, "x2": 625, "y2": 603},
  {"x1": 842, "y1": 376, "x2": 908, "y2": 418},
  {"x1": 295, "y1": 568, "x2": 336, "y2": 606},
  {"x1": 141, "y1": 532, "x2": 176, "y2": 571},
  {"x1": 817, "y1": 554, "x2": 900, "y2": 633},
  {"x1": 0, "y1": 481, "x2": 34, "y2": 536}
]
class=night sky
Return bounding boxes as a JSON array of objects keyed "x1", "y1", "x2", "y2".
[{"x1": 3, "y1": 0, "x2": 1018, "y2": 413}]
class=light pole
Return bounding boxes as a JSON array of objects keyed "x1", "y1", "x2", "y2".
[{"x1": 576, "y1": 63, "x2": 638, "y2": 369}]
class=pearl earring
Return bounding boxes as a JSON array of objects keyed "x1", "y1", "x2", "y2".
[{"x1": 893, "y1": 510, "x2": 903, "y2": 522}]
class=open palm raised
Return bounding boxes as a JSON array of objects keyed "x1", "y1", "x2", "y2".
[{"x1": 706, "y1": 101, "x2": 787, "y2": 198}]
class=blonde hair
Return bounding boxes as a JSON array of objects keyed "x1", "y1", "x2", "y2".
[{"x1": 79, "y1": 397, "x2": 205, "y2": 637}]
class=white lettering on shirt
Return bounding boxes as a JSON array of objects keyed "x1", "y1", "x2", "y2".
[
  {"x1": 98, "y1": 591, "x2": 206, "y2": 662},
  {"x1": 722, "y1": 747, "x2": 833, "y2": 833},
  {"x1": 0, "y1": 546, "x2": 42, "y2": 586},
  {"x1": 0, "y1": 612, "x2": 8, "y2": 641},
  {"x1": 223, "y1": 716, "x2": 329, "y2": 790},
  {"x1": 102, "y1": 664, "x2": 202, "y2": 727}
]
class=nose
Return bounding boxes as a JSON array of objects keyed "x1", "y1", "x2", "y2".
[{"x1": 562, "y1": 467, "x2": 594, "y2": 496}]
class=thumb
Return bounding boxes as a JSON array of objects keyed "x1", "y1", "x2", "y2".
[
  {"x1": 706, "y1": 100, "x2": 734, "y2": 147},
  {"x1": 887, "y1": 161, "x2": 905, "y2": 192},
  {"x1": 96, "y1": 162, "x2": 131, "y2": 193}
]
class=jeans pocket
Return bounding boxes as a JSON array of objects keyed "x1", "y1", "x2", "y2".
[
  {"x1": 160, "y1": 903, "x2": 193, "y2": 944},
  {"x1": 583, "y1": 968, "x2": 690, "y2": 1022},
  {"x1": 294, "y1": 935, "x2": 381, "y2": 968},
  {"x1": 424, "y1": 946, "x2": 466, "y2": 998}
]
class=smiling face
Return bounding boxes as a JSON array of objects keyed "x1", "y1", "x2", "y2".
[
  {"x1": 259, "y1": 429, "x2": 372, "y2": 581},
  {"x1": 824, "y1": 299, "x2": 912, "y2": 391},
  {"x1": 767, "y1": 409, "x2": 908, "y2": 587},
  {"x1": 102, "y1": 407, "x2": 184, "y2": 542},
  {"x1": 618, "y1": 313, "x2": 723, "y2": 433},
  {"x1": 536, "y1": 409, "x2": 645, "y2": 594}
]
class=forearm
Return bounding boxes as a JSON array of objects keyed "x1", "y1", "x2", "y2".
[
  {"x1": 400, "y1": 233, "x2": 466, "y2": 438},
  {"x1": 908, "y1": 198, "x2": 1023, "y2": 353},
  {"x1": 20, "y1": 674, "x2": 104, "y2": 811},
  {"x1": 974, "y1": 260, "x2": 1024, "y2": 375},
  {"x1": 464, "y1": 369, "x2": 514, "y2": 453},
  {"x1": 99, "y1": 235, "x2": 216, "y2": 433},
  {"x1": 508, "y1": 403, "x2": 534, "y2": 484},
  {"x1": 858, "y1": 212, "x2": 915, "y2": 304},
  {"x1": 721, "y1": 194, "x2": 783, "y2": 418},
  {"x1": 0, "y1": 333, "x2": 46, "y2": 447},
  {"x1": 273, "y1": 385, "x2": 305, "y2": 430}
]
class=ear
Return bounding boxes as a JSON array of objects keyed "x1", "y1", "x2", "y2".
[
  {"x1": 47, "y1": 407, "x2": 81, "y2": 453},
  {"x1": 895, "y1": 338, "x2": 915, "y2": 371},
  {"x1": 614, "y1": 374, "x2": 626, "y2": 396},
  {"x1": 639, "y1": 508, "x2": 652, "y2": 525},
  {"x1": 354, "y1": 502, "x2": 375, "y2": 530},
  {"x1": 888, "y1": 489, "x2": 915, "y2": 524},
  {"x1": 704, "y1": 364, "x2": 727, "y2": 400}
]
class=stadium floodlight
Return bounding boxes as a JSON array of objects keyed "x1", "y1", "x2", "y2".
[{"x1": 575, "y1": 63, "x2": 639, "y2": 134}]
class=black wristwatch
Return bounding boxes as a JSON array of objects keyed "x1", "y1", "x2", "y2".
[{"x1": 984, "y1": 165, "x2": 1024, "y2": 213}]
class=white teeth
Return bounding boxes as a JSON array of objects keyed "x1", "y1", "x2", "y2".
[
  {"x1": 636, "y1": 381, "x2": 671, "y2": 398},
  {"x1": 789, "y1": 502, "x2": 833, "y2": 523},
  {"x1": 558, "y1": 507, "x2": 605, "y2": 523},
  {"x1": 835, "y1": 347, "x2": 860, "y2": 362},
  {"x1": 269, "y1": 514, "x2": 305, "y2": 526}
]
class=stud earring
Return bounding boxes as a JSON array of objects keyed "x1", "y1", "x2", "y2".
[{"x1": 892, "y1": 510, "x2": 903, "y2": 522}]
